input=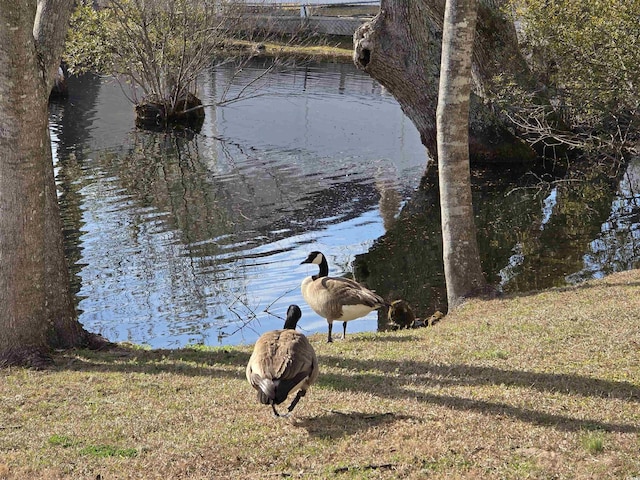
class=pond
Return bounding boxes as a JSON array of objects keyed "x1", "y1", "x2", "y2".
[{"x1": 48, "y1": 59, "x2": 640, "y2": 349}]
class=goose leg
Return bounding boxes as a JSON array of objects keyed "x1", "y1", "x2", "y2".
[
  {"x1": 342, "y1": 321, "x2": 348, "y2": 340},
  {"x1": 287, "y1": 389, "x2": 306, "y2": 413},
  {"x1": 271, "y1": 403, "x2": 282, "y2": 417},
  {"x1": 327, "y1": 322, "x2": 333, "y2": 343}
]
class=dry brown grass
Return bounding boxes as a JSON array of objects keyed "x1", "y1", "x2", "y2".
[
  {"x1": 1, "y1": 270, "x2": 639, "y2": 479},
  {"x1": 227, "y1": 39, "x2": 354, "y2": 62}
]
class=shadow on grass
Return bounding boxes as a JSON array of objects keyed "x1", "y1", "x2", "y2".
[
  {"x1": 319, "y1": 355, "x2": 640, "y2": 403},
  {"x1": 297, "y1": 410, "x2": 413, "y2": 439},
  {"x1": 319, "y1": 368, "x2": 639, "y2": 433},
  {"x1": 54, "y1": 343, "x2": 639, "y2": 434},
  {"x1": 54, "y1": 345, "x2": 251, "y2": 380},
  {"x1": 316, "y1": 358, "x2": 640, "y2": 434}
]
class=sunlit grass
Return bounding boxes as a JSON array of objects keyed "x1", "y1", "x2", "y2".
[
  {"x1": 79, "y1": 445, "x2": 138, "y2": 459},
  {"x1": 581, "y1": 431, "x2": 605, "y2": 454},
  {"x1": 1, "y1": 269, "x2": 639, "y2": 478},
  {"x1": 225, "y1": 39, "x2": 353, "y2": 62}
]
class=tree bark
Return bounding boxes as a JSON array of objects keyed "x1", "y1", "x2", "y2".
[
  {"x1": 353, "y1": 0, "x2": 535, "y2": 163},
  {"x1": 0, "y1": 3, "x2": 49, "y2": 365},
  {"x1": 33, "y1": 0, "x2": 75, "y2": 92},
  {"x1": 0, "y1": 1, "x2": 102, "y2": 367},
  {"x1": 437, "y1": 0, "x2": 486, "y2": 308}
]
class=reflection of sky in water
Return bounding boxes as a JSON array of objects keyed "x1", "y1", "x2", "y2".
[
  {"x1": 50, "y1": 62, "x2": 425, "y2": 348},
  {"x1": 50, "y1": 62, "x2": 640, "y2": 349},
  {"x1": 73, "y1": 168, "x2": 386, "y2": 347},
  {"x1": 540, "y1": 187, "x2": 557, "y2": 229},
  {"x1": 566, "y1": 157, "x2": 640, "y2": 283},
  {"x1": 498, "y1": 242, "x2": 524, "y2": 290}
]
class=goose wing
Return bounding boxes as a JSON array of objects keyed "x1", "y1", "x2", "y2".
[
  {"x1": 246, "y1": 330, "x2": 318, "y2": 405},
  {"x1": 269, "y1": 330, "x2": 317, "y2": 385},
  {"x1": 320, "y1": 276, "x2": 386, "y2": 307}
]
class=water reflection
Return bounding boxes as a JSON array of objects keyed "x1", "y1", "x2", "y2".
[
  {"x1": 568, "y1": 158, "x2": 640, "y2": 282},
  {"x1": 50, "y1": 61, "x2": 424, "y2": 347},
  {"x1": 356, "y1": 159, "x2": 640, "y2": 330},
  {"x1": 49, "y1": 60, "x2": 640, "y2": 348}
]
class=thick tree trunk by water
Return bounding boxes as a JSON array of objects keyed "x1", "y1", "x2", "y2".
[
  {"x1": 0, "y1": 1, "x2": 104, "y2": 367},
  {"x1": 437, "y1": 0, "x2": 487, "y2": 308},
  {"x1": 353, "y1": 0, "x2": 504, "y2": 309},
  {"x1": 353, "y1": 0, "x2": 535, "y2": 163}
]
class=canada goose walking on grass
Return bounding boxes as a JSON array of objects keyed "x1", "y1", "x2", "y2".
[
  {"x1": 300, "y1": 251, "x2": 388, "y2": 343},
  {"x1": 246, "y1": 305, "x2": 319, "y2": 417}
]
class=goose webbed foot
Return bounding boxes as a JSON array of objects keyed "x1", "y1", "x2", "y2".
[{"x1": 271, "y1": 403, "x2": 284, "y2": 417}]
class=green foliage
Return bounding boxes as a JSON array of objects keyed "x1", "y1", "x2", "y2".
[
  {"x1": 502, "y1": 0, "x2": 639, "y2": 157},
  {"x1": 64, "y1": 0, "x2": 241, "y2": 115},
  {"x1": 47, "y1": 434, "x2": 76, "y2": 448},
  {"x1": 65, "y1": 2, "x2": 114, "y2": 75},
  {"x1": 514, "y1": 0, "x2": 639, "y2": 110}
]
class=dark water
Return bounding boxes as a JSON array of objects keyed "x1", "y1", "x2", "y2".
[{"x1": 49, "y1": 60, "x2": 640, "y2": 348}]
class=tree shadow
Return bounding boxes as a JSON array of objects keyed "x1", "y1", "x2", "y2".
[
  {"x1": 316, "y1": 356, "x2": 640, "y2": 434},
  {"x1": 409, "y1": 391, "x2": 637, "y2": 433},
  {"x1": 319, "y1": 355, "x2": 640, "y2": 403},
  {"x1": 53, "y1": 344, "x2": 639, "y2": 434},
  {"x1": 316, "y1": 370, "x2": 638, "y2": 433},
  {"x1": 54, "y1": 345, "x2": 251, "y2": 380}
]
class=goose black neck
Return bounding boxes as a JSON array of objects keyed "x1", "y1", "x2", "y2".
[
  {"x1": 284, "y1": 305, "x2": 301, "y2": 329},
  {"x1": 315, "y1": 256, "x2": 329, "y2": 279},
  {"x1": 283, "y1": 318, "x2": 298, "y2": 329}
]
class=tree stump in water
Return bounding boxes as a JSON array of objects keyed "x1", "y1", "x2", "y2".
[{"x1": 135, "y1": 92, "x2": 205, "y2": 131}]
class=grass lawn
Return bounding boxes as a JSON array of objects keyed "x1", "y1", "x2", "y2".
[
  {"x1": 1, "y1": 269, "x2": 639, "y2": 479},
  {"x1": 226, "y1": 39, "x2": 354, "y2": 62}
]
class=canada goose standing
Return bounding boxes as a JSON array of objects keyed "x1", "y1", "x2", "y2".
[
  {"x1": 246, "y1": 305, "x2": 319, "y2": 417},
  {"x1": 300, "y1": 251, "x2": 387, "y2": 342}
]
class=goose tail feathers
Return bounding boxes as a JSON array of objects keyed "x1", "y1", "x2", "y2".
[{"x1": 254, "y1": 376, "x2": 277, "y2": 405}]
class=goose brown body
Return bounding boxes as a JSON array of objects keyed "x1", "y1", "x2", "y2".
[
  {"x1": 300, "y1": 251, "x2": 387, "y2": 342},
  {"x1": 246, "y1": 305, "x2": 318, "y2": 416}
]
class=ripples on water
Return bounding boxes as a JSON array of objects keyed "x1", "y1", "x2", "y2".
[
  {"x1": 50, "y1": 61, "x2": 426, "y2": 348},
  {"x1": 49, "y1": 61, "x2": 640, "y2": 348}
]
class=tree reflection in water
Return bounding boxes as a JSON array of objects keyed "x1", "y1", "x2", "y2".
[{"x1": 50, "y1": 62, "x2": 640, "y2": 348}]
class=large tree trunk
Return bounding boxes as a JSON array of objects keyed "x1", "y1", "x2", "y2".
[
  {"x1": 0, "y1": 1, "x2": 104, "y2": 367},
  {"x1": 0, "y1": 2, "x2": 50, "y2": 365},
  {"x1": 437, "y1": 0, "x2": 486, "y2": 308},
  {"x1": 353, "y1": 0, "x2": 535, "y2": 163}
]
